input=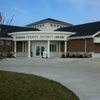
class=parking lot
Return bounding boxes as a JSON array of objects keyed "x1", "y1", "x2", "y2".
[{"x1": 0, "y1": 57, "x2": 100, "y2": 100}]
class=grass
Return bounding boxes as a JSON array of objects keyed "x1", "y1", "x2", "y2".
[{"x1": 0, "y1": 70, "x2": 79, "y2": 100}]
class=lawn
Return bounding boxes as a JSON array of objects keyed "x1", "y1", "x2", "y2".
[{"x1": 0, "y1": 70, "x2": 79, "y2": 100}]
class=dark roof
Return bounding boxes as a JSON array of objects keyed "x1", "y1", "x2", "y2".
[
  {"x1": 0, "y1": 24, "x2": 40, "y2": 38},
  {"x1": 26, "y1": 18, "x2": 73, "y2": 26},
  {"x1": 55, "y1": 21, "x2": 100, "y2": 37}
]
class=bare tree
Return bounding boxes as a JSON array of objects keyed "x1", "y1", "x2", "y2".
[{"x1": 0, "y1": 12, "x2": 14, "y2": 60}]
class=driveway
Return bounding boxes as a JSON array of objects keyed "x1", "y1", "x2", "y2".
[{"x1": 0, "y1": 57, "x2": 100, "y2": 100}]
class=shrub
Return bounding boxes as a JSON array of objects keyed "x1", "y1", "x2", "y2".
[
  {"x1": 7, "y1": 52, "x2": 14, "y2": 58},
  {"x1": 61, "y1": 54, "x2": 65, "y2": 58},
  {"x1": 76, "y1": 53, "x2": 79, "y2": 58},
  {"x1": 71, "y1": 54, "x2": 76, "y2": 58},
  {"x1": 66, "y1": 53, "x2": 70, "y2": 57},
  {"x1": 79, "y1": 54, "x2": 84, "y2": 58}
]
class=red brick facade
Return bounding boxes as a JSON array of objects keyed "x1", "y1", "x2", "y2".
[
  {"x1": 94, "y1": 33, "x2": 100, "y2": 53},
  {"x1": 67, "y1": 39, "x2": 85, "y2": 52},
  {"x1": 61, "y1": 41, "x2": 64, "y2": 52},
  {"x1": 0, "y1": 40, "x2": 22, "y2": 52},
  {"x1": 17, "y1": 42, "x2": 22, "y2": 52},
  {"x1": 67, "y1": 38, "x2": 95, "y2": 52},
  {"x1": 0, "y1": 40, "x2": 14, "y2": 52},
  {"x1": 60, "y1": 38, "x2": 97, "y2": 53},
  {"x1": 0, "y1": 36, "x2": 100, "y2": 54}
]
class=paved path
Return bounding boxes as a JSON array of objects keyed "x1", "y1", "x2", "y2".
[{"x1": 0, "y1": 57, "x2": 100, "y2": 100}]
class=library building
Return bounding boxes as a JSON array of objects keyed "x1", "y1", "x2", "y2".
[{"x1": 0, "y1": 18, "x2": 100, "y2": 58}]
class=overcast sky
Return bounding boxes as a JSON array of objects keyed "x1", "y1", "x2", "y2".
[{"x1": 1, "y1": 0, "x2": 100, "y2": 26}]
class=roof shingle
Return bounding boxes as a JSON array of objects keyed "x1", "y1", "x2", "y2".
[
  {"x1": 26, "y1": 18, "x2": 73, "y2": 26},
  {"x1": 55, "y1": 21, "x2": 100, "y2": 37},
  {"x1": 0, "y1": 24, "x2": 40, "y2": 38}
]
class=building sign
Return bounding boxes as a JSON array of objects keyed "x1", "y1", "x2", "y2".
[{"x1": 14, "y1": 35, "x2": 66, "y2": 40}]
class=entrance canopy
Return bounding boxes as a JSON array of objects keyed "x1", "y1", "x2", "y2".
[
  {"x1": 8, "y1": 31, "x2": 75, "y2": 41},
  {"x1": 8, "y1": 31, "x2": 75, "y2": 58}
]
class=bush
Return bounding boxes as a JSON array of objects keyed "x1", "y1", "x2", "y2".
[
  {"x1": 79, "y1": 54, "x2": 84, "y2": 58},
  {"x1": 61, "y1": 54, "x2": 65, "y2": 58},
  {"x1": 71, "y1": 54, "x2": 76, "y2": 58},
  {"x1": 66, "y1": 53, "x2": 70, "y2": 57},
  {"x1": 7, "y1": 52, "x2": 14, "y2": 58},
  {"x1": 76, "y1": 53, "x2": 79, "y2": 58}
]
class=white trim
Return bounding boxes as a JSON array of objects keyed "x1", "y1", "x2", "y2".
[
  {"x1": 64, "y1": 40, "x2": 67, "y2": 56},
  {"x1": 28, "y1": 40, "x2": 30, "y2": 57},
  {"x1": 92, "y1": 31, "x2": 100, "y2": 37},
  {"x1": 0, "y1": 37, "x2": 13, "y2": 40},
  {"x1": 68, "y1": 35, "x2": 93, "y2": 40},
  {"x1": 8, "y1": 31, "x2": 75, "y2": 42},
  {"x1": 8, "y1": 31, "x2": 75, "y2": 35},
  {"x1": 14, "y1": 41, "x2": 16, "y2": 57},
  {"x1": 26, "y1": 20, "x2": 72, "y2": 26},
  {"x1": 22, "y1": 42, "x2": 24, "y2": 52},
  {"x1": 68, "y1": 30, "x2": 100, "y2": 40},
  {"x1": 47, "y1": 40, "x2": 50, "y2": 58}
]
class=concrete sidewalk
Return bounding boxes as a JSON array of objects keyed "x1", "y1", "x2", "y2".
[{"x1": 0, "y1": 57, "x2": 100, "y2": 100}]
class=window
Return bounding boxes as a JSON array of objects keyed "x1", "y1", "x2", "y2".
[
  {"x1": 0, "y1": 40, "x2": 4, "y2": 45},
  {"x1": 54, "y1": 25, "x2": 56, "y2": 27},
  {"x1": 50, "y1": 24, "x2": 52, "y2": 27},
  {"x1": 42, "y1": 24, "x2": 44, "y2": 27},
  {"x1": 40, "y1": 25, "x2": 41, "y2": 27},
  {"x1": 6, "y1": 41, "x2": 11, "y2": 45},
  {"x1": 57, "y1": 25, "x2": 59, "y2": 27},
  {"x1": 50, "y1": 44, "x2": 56, "y2": 52}
]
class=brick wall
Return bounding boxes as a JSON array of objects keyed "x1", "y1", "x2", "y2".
[
  {"x1": 94, "y1": 43, "x2": 100, "y2": 53},
  {"x1": 86, "y1": 38, "x2": 94, "y2": 52},
  {"x1": 60, "y1": 41, "x2": 64, "y2": 52},
  {"x1": 0, "y1": 41, "x2": 22, "y2": 52},
  {"x1": 67, "y1": 38, "x2": 94, "y2": 52},
  {"x1": 67, "y1": 39, "x2": 85, "y2": 52},
  {"x1": 94, "y1": 33, "x2": 100, "y2": 53},
  {"x1": 17, "y1": 42, "x2": 22, "y2": 52},
  {"x1": 0, "y1": 40, "x2": 14, "y2": 52}
]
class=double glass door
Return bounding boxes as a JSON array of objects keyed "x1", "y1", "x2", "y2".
[{"x1": 36, "y1": 46, "x2": 45, "y2": 56}]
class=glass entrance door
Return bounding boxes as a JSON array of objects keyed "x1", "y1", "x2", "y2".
[
  {"x1": 41, "y1": 46, "x2": 45, "y2": 56},
  {"x1": 36, "y1": 46, "x2": 45, "y2": 56}
]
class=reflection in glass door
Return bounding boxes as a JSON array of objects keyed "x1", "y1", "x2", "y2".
[
  {"x1": 36, "y1": 46, "x2": 45, "y2": 56},
  {"x1": 41, "y1": 46, "x2": 45, "y2": 56}
]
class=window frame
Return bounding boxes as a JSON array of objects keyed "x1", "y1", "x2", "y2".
[
  {"x1": 0, "y1": 40, "x2": 4, "y2": 45},
  {"x1": 6, "y1": 40, "x2": 11, "y2": 45},
  {"x1": 54, "y1": 25, "x2": 56, "y2": 27},
  {"x1": 50, "y1": 24, "x2": 52, "y2": 27},
  {"x1": 50, "y1": 44, "x2": 56, "y2": 52}
]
